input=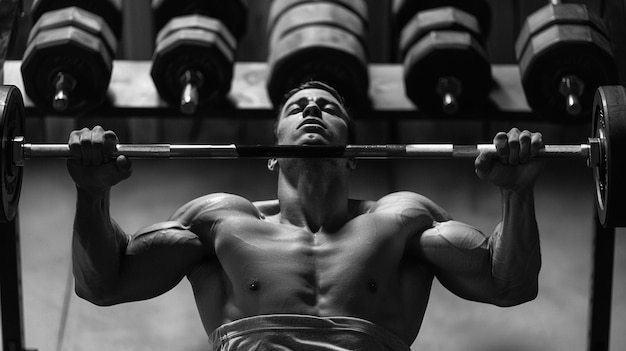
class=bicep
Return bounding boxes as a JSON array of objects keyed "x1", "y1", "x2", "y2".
[
  {"x1": 416, "y1": 221, "x2": 497, "y2": 303},
  {"x1": 112, "y1": 221, "x2": 212, "y2": 303}
]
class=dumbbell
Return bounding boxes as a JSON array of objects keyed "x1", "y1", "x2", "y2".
[
  {"x1": 515, "y1": 0, "x2": 618, "y2": 121},
  {"x1": 21, "y1": 1, "x2": 122, "y2": 115},
  {"x1": 150, "y1": 0, "x2": 247, "y2": 114},
  {"x1": 392, "y1": 0, "x2": 491, "y2": 41},
  {"x1": 265, "y1": 0, "x2": 369, "y2": 109},
  {"x1": 267, "y1": 0, "x2": 368, "y2": 51},
  {"x1": 30, "y1": 0, "x2": 123, "y2": 38},
  {"x1": 401, "y1": 7, "x2": 491, "y2": 116},
  {"x1": 152, "y1": 0, "x2": 248, "y2": 41}
]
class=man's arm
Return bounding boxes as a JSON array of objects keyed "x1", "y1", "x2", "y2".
[
  {"x1": 68, "y1": 126, "x2": 210, "y2": 306},
  {"x1": 478, "y1": 128, "x2": 542, "y2": 302},
  {"x1": 418, "y1": 206, "x2": 540, "y2": 307},
  {"x1": 72, "y1": 197, "x2": 209, "y2": 306},
  {"x1": 414, "y1": 128, "x2": 542, "y2": 306},
  {"x1": 72, "y1": 186, "x2": 130, "y2": 305}
]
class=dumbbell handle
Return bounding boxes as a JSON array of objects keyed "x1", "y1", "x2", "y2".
[
  {"x1": 559, "y1": 75, "x2": 584, "y2": 116},
  {"x1": 12, "y1": 137, "x2": 600, "y2": 165},
  {"x1": 52, "y1": 72, "x2": 77, "y2": 112},
  {"x1": 437, "y1": 77, "x2": 461, "y2": 115},
  {"x1": 179, "y1": 70, "x2": 204, "y2": 115}
]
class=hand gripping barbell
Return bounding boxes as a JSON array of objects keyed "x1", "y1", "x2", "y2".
[{"x1": 1, "y1": 85, "x2": 625, "y2": 227}]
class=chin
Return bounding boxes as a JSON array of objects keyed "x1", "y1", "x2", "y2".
[
  {"x1": 298, "y1": 134, "x2": 331, "y2": 145},
  {"x1": 300, "y1": 140, "x2": 329, "y2": 146}
]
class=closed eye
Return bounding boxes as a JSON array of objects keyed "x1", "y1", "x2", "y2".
[
  {"x1": 323, "y1": 104, "x2": 339, "y2": 114},
  {"x1": 322, "y1": 104, "x2": 349, "y2": 123},
  {"x1": 286, "y1": 105, "x2": 302, "y2": 115}
]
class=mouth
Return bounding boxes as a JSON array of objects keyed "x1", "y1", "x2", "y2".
[{"x1": 298, "y1": 118, "x2": 327, "y2": 130}]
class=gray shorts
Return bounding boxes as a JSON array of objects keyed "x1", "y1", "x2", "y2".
[{"x1": 208, "y1": 314, "x2": 411, "y2": 351}]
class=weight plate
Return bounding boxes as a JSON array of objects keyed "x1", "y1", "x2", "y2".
[
  {"x1": 156, "y1": 15, "x2": 236, "y2": 52},
  {"x1": 399, "y1": 6, "x2": 483, "y2": 60},
  {"x1": 268, "y1": 0, "x2": 368, "y2": 34},
  {"x1": 152, "y1": 0, "x2": 248, "y2": 40},
  {"x1": 31, "y1": 0, "x2": 123, "y2": 38},
  {"x1": 268, "y1": 2, "x2": 367, "y2": 51},
  {"x1": 592, "y1": 85, "x2": 626, "y2": 227},
  {"x1": 0, "y1": 85, "x2": 24, "y2": 223},
  {"x1": 514, "y1": 3, "x2": 609, "y2": 65},
  {"x1": 393, "y1": 0, "x2": 491, "y2": 37},
  {"x1": 28, "y1": 6, "x2": 117, "y2": 56}
]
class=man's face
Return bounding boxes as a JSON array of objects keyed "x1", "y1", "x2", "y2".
[{"x1": 275, "y1": 88, "x2": 351, "y2": 146}]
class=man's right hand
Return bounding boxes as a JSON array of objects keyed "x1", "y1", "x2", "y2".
[{"x1": 67, "y1": 126, "x2": 132, "y2": 195}]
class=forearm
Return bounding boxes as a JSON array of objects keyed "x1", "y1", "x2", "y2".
[
  {"x1": 489, "y1": 187, "x2": 541, "y2": 292},
  {"x1": 72, "y1": 187, "x2": 130, "y2": 301}
]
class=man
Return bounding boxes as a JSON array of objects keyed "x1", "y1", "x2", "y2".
[{"x1": 68, "y1": 81, "x2": 543, "y2": 350}]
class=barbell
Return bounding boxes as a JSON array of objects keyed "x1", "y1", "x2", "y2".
[{"x1": 1, "y1": 84, "x2": 625, "y2": 227}]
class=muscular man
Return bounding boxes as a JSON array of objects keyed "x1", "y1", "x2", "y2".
[{"x1": 68, "y1": 81, "x2": 543, "y2": 350}]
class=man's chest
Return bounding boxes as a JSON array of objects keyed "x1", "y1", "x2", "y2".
[{"x1": 209, "y1": 214, "x2": 418, "y2": 284}]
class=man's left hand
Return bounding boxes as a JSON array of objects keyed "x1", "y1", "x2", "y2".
[{"x1": 475, "y1": 128, "x2": 543, "y2": 192}]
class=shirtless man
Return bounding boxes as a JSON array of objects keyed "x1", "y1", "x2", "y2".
[{"x1": 68, "y1": 81, "x2": 543, "y2": 350}]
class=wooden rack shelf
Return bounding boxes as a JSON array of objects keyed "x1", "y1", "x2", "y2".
[{"x1": 3, "y1": 60, "x2": 540, "y2": 121}]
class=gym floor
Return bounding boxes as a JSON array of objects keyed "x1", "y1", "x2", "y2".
[{"x1": 10, "y1": 119, "x2": 626, "y2": 351}]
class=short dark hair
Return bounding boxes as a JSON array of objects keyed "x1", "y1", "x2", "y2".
[{"x1": 273, "y1": 81, "x2": 356, "y2": 144}]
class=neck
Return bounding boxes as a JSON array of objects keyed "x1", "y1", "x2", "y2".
[{"x1": 276, "y1": 158, "x2": 351, "y2": 232}]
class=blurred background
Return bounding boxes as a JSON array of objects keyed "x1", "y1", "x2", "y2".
[{"x1": 2, "y1": 0, "x2": 626, "y2": 350}]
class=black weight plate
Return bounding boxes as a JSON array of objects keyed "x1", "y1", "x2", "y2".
[
  {"x1": 592, "y1": 85, "x2": 626, "y2": 227},
  {"x1": 0, "y1": 85, "x2": 24, "y2": 223}
]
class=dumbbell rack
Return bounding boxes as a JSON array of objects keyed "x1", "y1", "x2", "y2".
[{"x1": 2, "y1": 59, "x2": 538, "y2": 120}]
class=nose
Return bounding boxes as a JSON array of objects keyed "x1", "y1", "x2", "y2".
[{"x1": 302, "y1": 102, "x2": 321, "y2": 118}]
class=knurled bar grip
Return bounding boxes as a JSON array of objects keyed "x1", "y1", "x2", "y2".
[{"x1": 17, "y1": 141, "x2": 592, "y2": 162}]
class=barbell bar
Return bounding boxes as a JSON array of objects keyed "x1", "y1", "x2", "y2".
[
  {"x1": 13, "y1": 138, "x2": 595, "y2": 163},
  {"x1": 1, "y1": 84, "x2": 625, "y2": 227}
]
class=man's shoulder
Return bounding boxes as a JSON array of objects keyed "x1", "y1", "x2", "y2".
[
  {"x1": 372, "y1": 191, "x2": 435, "y2": 210},
  {"x1": 172, "y1": 193, "x2": 262, "y2": 223},
  {"x1": 368, "y1": 191, "x2": 451, "y2": 221}
]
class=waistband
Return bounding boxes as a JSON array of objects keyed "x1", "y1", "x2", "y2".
[{"x1": 208, "y1": 314, "x2": 411, "y2": 351}]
